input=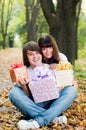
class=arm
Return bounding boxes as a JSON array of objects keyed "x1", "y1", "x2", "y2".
[
  {"x1": 59, "y1": 52, "x2": 68, "y2": 62},
  {"x1": 21, "y1": 84, "x2": 30, "y2": 96},
  {"x1": 49, "y1": 52, "x2": 68, "y2": 69},
  {"x1": 18, "y1": 78, "x2": 32, "y2": 97}
]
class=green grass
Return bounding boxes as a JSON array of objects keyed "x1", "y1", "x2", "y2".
[
  {"x1": 74, "y1": 63, "x2": 86, "y2": 78},
  {"x1": 74, "y1": 49, "x2": 86, "y2": 78},
  {"x1": 78, "y1": 49, "x2": 86, "y2": 58}
]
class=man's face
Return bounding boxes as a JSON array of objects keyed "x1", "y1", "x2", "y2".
[{"x1": 27, "y1": 50, "x2": 42, "y2": 68}]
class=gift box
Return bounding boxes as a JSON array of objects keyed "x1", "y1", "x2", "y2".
[
  {"x1": 54, "y1": 69, "x2": 74, "y2": 87},
  {"x1": 9, "y1": 63, "x2": 28, "y2": 82},
  {"x1": 29, "y1": 77, "x2": 59, "y2": 103}
]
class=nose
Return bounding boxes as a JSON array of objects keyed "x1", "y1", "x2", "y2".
[
  {"x1": 33, "y1": 53, "x2": 37, "y2": 58},
  {"x1": 46, "y1": 48, "x2": 50, "y2": 53}
]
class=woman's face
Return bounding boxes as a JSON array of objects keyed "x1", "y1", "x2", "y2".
[
  {"x1": 41, "y1": 46, "x2": 53, "y2": 59},
  {"x1": 27, "y1": 50, "x2": 42, "y2": 68}
]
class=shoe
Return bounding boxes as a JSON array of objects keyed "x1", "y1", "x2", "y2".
[
  {"x1": 52, "y1": 115, "x2": 67, "y2": 124},
  {"x1": 17, "y1": 119, "x2": 40, "y2": 130}
]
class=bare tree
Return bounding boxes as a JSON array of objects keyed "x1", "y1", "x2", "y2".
[{"x1": 40, "y1": 0, "x2": 82, "y2": 64}]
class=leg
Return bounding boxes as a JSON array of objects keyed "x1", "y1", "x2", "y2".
[
  {"x1": 9, "y1": 83, "x2": 48, "y2": 117},
  {"x1": 34, "y1": 86, "x2": 77, "y2": 126}
]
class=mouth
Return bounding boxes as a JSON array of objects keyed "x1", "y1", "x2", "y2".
[
  {"x1": 46, "y1": 55, "x2": 52, "y2": 58},
  {"x1": 33, "y1": 58, "x2": 39, "y2": 62}
]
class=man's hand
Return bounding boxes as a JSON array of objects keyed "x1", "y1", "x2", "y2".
[
  {"x1": 18, "y1": 78, "x2": 30, "y2": 96},
  {"x1": 18, "y1": 78, "x2": 29, "y2": 87},
  {"x1": 72, "y1": 80, "x2": 78, "y2": 89}
]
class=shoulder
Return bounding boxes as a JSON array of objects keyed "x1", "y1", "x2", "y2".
[
  {"x1": 43, "y1": 63, "x2": 50, "y2": 68},
  {"x1": 27, "y1": 67, "x2": 33, "y2": 75},
  {"x1": 59, "y1": 52, "x2": 68, "y2": 62},
  {"x1": 27, "y1": 66, "x2": 31, "y2": 71}
]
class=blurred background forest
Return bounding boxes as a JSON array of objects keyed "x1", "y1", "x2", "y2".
[{"x1": 0, "y1": 0, "x2": 86, "y2": 68}]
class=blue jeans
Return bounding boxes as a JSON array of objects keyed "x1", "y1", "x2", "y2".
[{"x1": 9, "y1": 83, "x2": 77, "y2": 126}]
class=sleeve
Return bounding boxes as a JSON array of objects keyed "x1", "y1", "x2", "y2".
[{"x1": 59, "y1": 52, "x2": 68, "y2": 62}]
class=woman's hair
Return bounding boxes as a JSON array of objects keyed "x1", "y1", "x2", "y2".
[
  {"x1": 38, "y1": 34, "x2": 60, "y2": 64},
  {"x1": 23, "y1": 41, "x2": 41, "y2": 67}
]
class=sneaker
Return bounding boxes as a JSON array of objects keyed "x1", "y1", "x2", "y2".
[
  {"x1": 17, "y1": 119, "x2": 40, "y2": 130},
  {"x1": 52, "y1": 115, "x2": 67, "y2": 124}
]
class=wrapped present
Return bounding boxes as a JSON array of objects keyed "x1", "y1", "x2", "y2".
[
  {"x1": 29, "y1": 77, "x2": 59, "y2": 103},
  {"x1": 9, "y1": 63, "x2": 28, "y2": 82},
  {"x1": 55, "y1": 61, "x2": 74, "y2": 87},
  {"x1": 55, "y1": 69, "x2": 74, "y2": 87}
]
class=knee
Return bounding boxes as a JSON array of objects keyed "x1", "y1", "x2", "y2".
[
  {"x1": 9, "y1": 89, "x2": 16, "y2": 104},
  {"x1": 9, "y1": 84, "x2": 21, "y2": 102},
  {"x1": 68, "y1": 86, "x2": 77, "y2": 98},
  {"x1": 62, "y1": 86, "x2": 77, "y2": 99}
]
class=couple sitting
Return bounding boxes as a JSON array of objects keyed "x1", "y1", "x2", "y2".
[{"x1": 9, "y1": 34, "x2": 77, "y2": 130}]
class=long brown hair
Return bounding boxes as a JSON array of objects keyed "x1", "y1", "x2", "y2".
[
  {"x1": 38, "y1": 34, "x2": 60, "y2": 64},
  {"x1": 23, "y1": 41, "x2": 41, "y2": 67}
]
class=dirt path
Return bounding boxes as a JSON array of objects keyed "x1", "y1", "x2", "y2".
[{"x1": 0, "y1": 48, "x2": 22, "y2": 90}]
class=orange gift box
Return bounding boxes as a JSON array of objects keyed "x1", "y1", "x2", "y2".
[{"x1": 9, "y1": 63, "x2": 28, "y2": 82}]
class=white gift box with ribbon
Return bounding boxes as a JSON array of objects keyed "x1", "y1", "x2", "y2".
[{"x1": 54, "y1": 69, "x2": 74, "y2": 87}]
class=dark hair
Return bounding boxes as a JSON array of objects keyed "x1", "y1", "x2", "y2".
[
  {"x1": 23, "y1": 41, "x2": 41, "y2": 67},
  {"x1": 38, "y1": 34, "x2": 60, "y2": 64},
  {"x1": 38, "y1": 35, "x2": 53, "y2": 48}
]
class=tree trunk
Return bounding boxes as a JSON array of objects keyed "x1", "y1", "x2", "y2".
[
  {"x1": 57, "y1": 0, "x2": 76, "y2": 63},
  {"x1": 2, "y1": 36, "x2": 6, "y2": 49},
  {"x1": 25, "y1": 0, "x2": 40, "y2": 41},
  {"x1": 75, "y1": 0, "x2": 82, "y2": 59}
]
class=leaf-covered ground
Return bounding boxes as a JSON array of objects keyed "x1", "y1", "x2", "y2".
[{"x1": 0, "y1": 48, "x2": 86, "y2": 130}]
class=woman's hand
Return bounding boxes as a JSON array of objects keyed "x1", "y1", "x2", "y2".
[
  {"x1": 72, "y1": 80, "x2": 78, "y2": 89},
  {"x1": 49, "y1": 63, "x2": 57, "y2": 69}
]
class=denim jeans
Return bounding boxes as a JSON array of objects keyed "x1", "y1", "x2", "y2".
[{"x1": 9, "y1": 83, "x2": 77, "y2": 126}]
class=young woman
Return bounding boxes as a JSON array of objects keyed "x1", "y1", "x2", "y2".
[
  {"x1": 38, "y1": 34, "x2": 78, "y2": 85},
  {"x1": 38, "y1": 34, "x2": 68, "y2": 65},
  {"x1": 9, "y1": 40, "x2": 77, "y2": 130}
]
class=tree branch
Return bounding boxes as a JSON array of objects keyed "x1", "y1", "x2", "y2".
[{"x1": 40, "y1": 0, "x2": 56, "y2": 25}]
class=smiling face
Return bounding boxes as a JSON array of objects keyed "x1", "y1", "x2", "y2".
[
  {"x1": 41, "y1": 46, "x2": 53, "y2": 59},
  {"x1": 38, "y1": 34, "x2": 60, "y2": 64},
  {"x1": 26, "y1": 50, "x2": 42, "y2": 68},
  {"x1": 38, "y1": 35, "x2": 55, "y2": 61}
]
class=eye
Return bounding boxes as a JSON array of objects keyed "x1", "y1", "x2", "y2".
[
  {"x1": 42, "y1": 47, "x2": 46, "y2": 51},
  {"x1": 29, "y1": 53, "x2": 33, "y2": 56},
  {"x1": 36, "y1": 51, "x2": 39, "y2": 54},
  {"x1": 27, "y1": 52, "x2": 33, "y2": 56},
  {"x1": 49, "y1": 46, "x2": 52, "y2": 49}
]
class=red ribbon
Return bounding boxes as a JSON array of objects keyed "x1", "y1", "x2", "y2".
[{"x1": 10, "y1": 63, "x2": 23, "y2": 69}]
